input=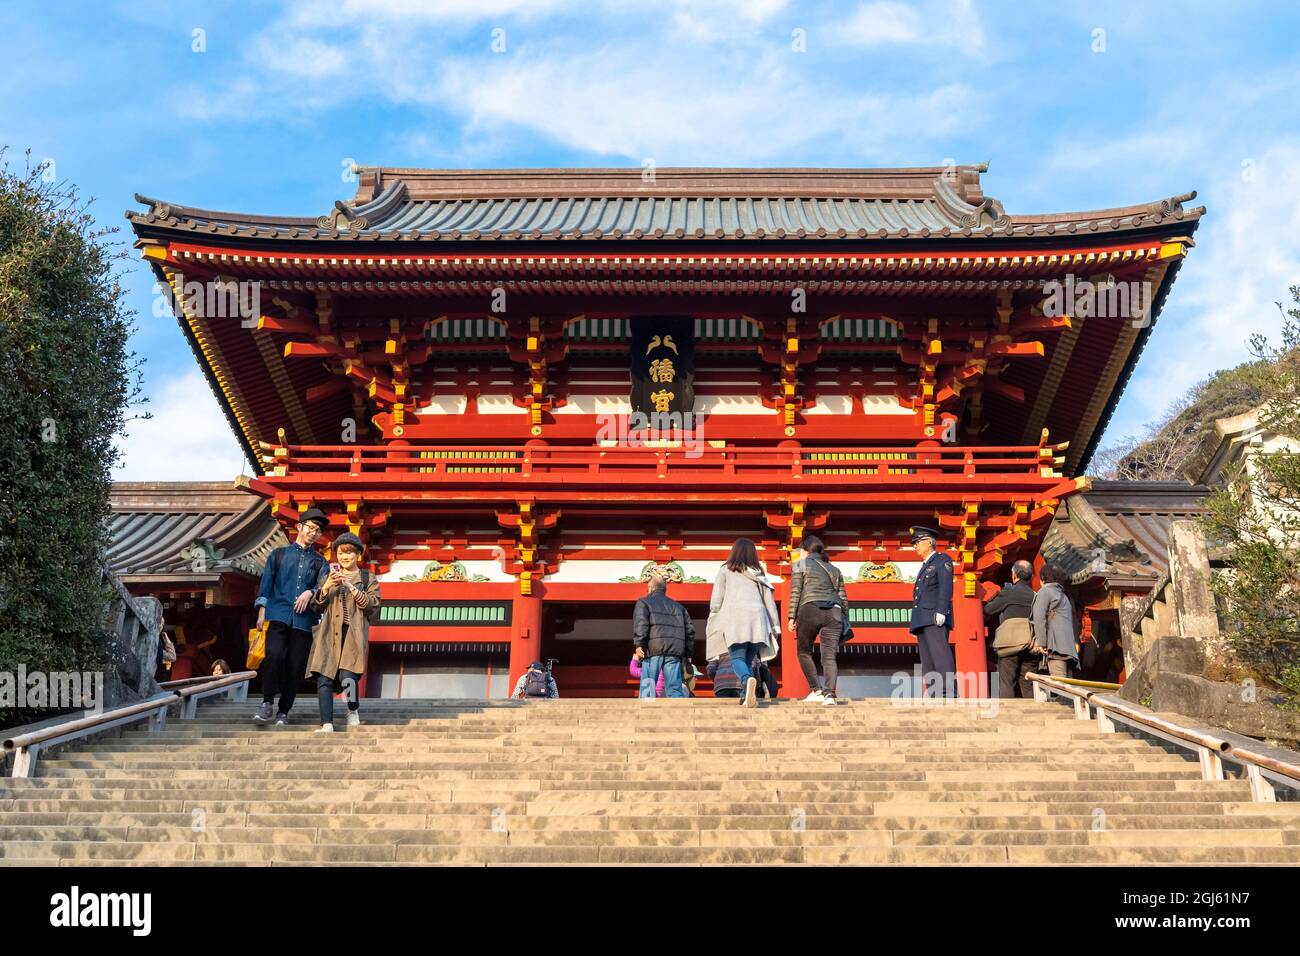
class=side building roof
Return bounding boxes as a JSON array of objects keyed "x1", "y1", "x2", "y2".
[
  {"x1": 108, "y1": 482, "x2": 286, "y2": 584},
  {"x1": 1040, "y1": 480, "x2": 1211, "y2": 590}
]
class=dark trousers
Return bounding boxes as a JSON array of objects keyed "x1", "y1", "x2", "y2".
[
  {"x1": 796, "y1": 604, "x2": 841, "y2": 697},
  {"x1": 997, "y1": 650, "x2": 1038, "y2": 699},
  {"x1": 914, "y1": 624, "x2": 956, "y2": 697},
  {"x1": 315, "y1": 668, "x2": 361, "y2": 725},
  {"x1": 262, "y1": 620, "x2": 312, "y2": 714}
]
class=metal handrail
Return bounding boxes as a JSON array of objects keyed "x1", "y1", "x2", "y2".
[
  {"x1": 2, "y1": 671, "x2": 254, "y2": 778},
  {"x1": 159, "y1": 674, "x2": 225, "y2": 690},
  {"x1": 1027, "y1": 672, "x2": 1300, "y2": 802},
  {"x1": 173, "y1": 670, "x2": 254, "y2": 718}
]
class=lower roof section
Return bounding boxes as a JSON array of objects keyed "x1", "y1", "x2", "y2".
[
  {"x1": 1041, "y1": 480, "x2": 1210, "y2": 590},
  {"x1": 108, "y1": 482, "x2": 286, "y2": 580}
]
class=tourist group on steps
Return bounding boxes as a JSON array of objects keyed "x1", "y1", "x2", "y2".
[{"x1": 248, "y1": 513, "x2": 1081, "y2": 730}]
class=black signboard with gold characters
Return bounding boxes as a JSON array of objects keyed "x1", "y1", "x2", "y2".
[{"x1": 629, "y1": 316, "x2": 695, "y2": 418}]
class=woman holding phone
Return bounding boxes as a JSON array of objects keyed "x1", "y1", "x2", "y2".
[{"x1": 307, "y1": 532, "x2": 381, "y2": 732}]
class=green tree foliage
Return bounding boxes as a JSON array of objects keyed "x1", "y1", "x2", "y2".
[
  {"x1": 1200, "y1": 288, "x2": 1300, "y2": 697},
  {"x1": 0, "y1": 153, "x2": 143, "y2": 726}
]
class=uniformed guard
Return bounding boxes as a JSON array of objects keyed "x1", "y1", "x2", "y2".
[{"x1": 908, "y1": 525, "x2": 956, "y2": 697}]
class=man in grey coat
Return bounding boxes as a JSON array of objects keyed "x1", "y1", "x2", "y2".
[{"x1": 1032, "y1": 564, "x2": 1078, "y2": 678}]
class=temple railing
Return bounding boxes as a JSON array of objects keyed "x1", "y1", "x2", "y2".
[
  {"x1": 259, "y1": 442, "x2": 1069, "y2": 485},
  {"x1": 3, "y1": 671, "x2": 255, "y2": 778},
  {"x1": 1029, "y1": 673, "x2": 1300, "y2": 802}
]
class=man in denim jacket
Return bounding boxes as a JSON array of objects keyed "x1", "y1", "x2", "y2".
[{"x1": 252, "y1": 507, "x2": 329, "y2": 724}]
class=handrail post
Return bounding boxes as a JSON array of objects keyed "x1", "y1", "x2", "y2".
[
  {"x1": 1244, "y1": 764, "x2": 1276, "y2": 802},
  {"x1": 12, "y1": 743, "x2": 39, "y2": 778},
  {"x1": 151, "y1": 707, "x2": 169, "y2": 732},
  {"x1": 1197, "y1": 745, "x2": 1224, "y2": 782},
  {"x1": 1073, "y1": 695, "x2": 1091, "y2": 720},
  {"x1": 1094, "y1": 704, "x2": 1115, "y2": 734},
  {"x1": 1032, "y1": 681, "x2": 1049, "y2": 702}
]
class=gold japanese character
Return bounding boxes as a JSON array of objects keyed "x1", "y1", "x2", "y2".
[
  {"x1": 649, "y1": 358, "x2": 676, "y2": 383},
  {"x1": 650, "y1": 389, "x2": 674, "y2": 413}
]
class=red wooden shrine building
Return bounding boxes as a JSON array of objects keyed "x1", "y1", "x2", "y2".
[{"x1": 128, "y1": 165, "x2": 1201, "y2": 698}]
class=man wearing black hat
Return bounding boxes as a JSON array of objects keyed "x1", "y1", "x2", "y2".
[
  {"x1": 909, "y1": 525, "x2": 956, "y2": 698},
  {"x1": 252, "y1": 507, "x2": 330, "y2": 724}
]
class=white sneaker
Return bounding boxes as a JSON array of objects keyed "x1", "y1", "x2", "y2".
[
  {"x1": 821, "y1": 695, "x2": 838, "y2": 707},
  {"x1": 346, "y1": 711, "x2": 360, "y2": 727},
  {"x1": 315, "y1": 723, "x2": 334, "y2": 733},
  {"x1": 803, "y1": 690, "x2": 825, "y2": 703},
  {"x1": 743, "y1": 677, "x2": 758, "y2": 708}
]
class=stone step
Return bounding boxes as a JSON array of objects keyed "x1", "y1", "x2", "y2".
[
  {"x1": 0, "y1": 824, "x2": 1291, "y2": 849},
  {"x1": 8, "y1": 694, "x2": 1289, "y2": 866},
  {"x1": 117, "y1": 733, "x2": 1116, "y2": 745},
  {"x1": 80, "y1": 740, "x2": 1177, "y2": 754},
  {"x1": 8, "y1": 779, "x2": 1241, "y2": 797},
  {"x1": 5, "y1": 785, "x2": 1242, "y2": 806},
  {"x1": 4, "y1": 840, "x2": 1298, "y2": 865},
  {"x1": 46, "y1": 751, "x2": 1194, "y2": 767},
  {"x1": 32, "y1": 767, "x2": 1211, "y2": 784},
  {"x1": 2, "y1": 796, "x2": 1282, "y2": 817},
  {"x1": 3, "y1": 809, "x2": 1294, "y2": 831}
]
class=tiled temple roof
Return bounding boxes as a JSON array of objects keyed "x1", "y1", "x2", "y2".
[{"x1": 128, "y1": 164, "x2": 1204, "y2": 245}]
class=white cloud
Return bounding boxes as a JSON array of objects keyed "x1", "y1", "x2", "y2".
[
  {"x1": 668, "y1": 0, "x2": 791, "y2": 41},
  {"x1": 173, "y1": 0, "x2": 981, "y2": 158},
  {"x1": 288, "y1": 0, "x2": 574, "y2": 25},
  {"x1": 252, "y1": 35, "x2": 350, "y2": 81},
  {"x1": 835, "y1": 0, "x2": 985, "y2": 52},
  {"x1": 1107, "y1": 143, "x2": 1300, "y2": 440},
  {"x1": 432, "y1": 50, "x2": 974, "y2": 162},
  {"x1": 113, "y1": 371, "x2": 251, "y2": 482}
]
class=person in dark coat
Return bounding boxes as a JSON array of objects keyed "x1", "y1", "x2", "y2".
[
  {"x1": 908, "y1": 525, "x2": 956, "y2": 697},
  {"x1": 984, "y1": 559, "x2": 1039, "y2": 699},
  {"x1": 632, "y1": 573, "x2": 694, "y2": 699}
]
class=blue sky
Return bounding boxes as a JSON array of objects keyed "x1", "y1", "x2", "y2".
[{"x1": 4, "y1": 0, "x2": 1298, "y2": 479}]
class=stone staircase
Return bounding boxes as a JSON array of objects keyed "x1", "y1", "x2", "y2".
[{"x1": 2, "y1": 697, "x2": 1298, "y2": 865}]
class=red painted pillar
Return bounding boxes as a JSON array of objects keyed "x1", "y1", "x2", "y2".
[
  {"x1": 509, "y1": 590, "x2": 543, "y2": 691},
  {"x1": 777, "y1": 579, "x2": 808, "y2": 699},
  {"x1": 951, "y1": 584, "x2": 988, "y2": 698}
]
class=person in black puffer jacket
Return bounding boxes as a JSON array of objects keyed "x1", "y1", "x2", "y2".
[{"x1": 632, "y1": 573, "x2": 695, "y2": 699}]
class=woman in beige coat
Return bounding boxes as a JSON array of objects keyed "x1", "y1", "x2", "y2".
[
  {"x1": 707, "y1": 538, "x2": 780, "y2": 708},
  {"x1": 306, "y1": 532, "x2": 381, "y2": 732}
]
